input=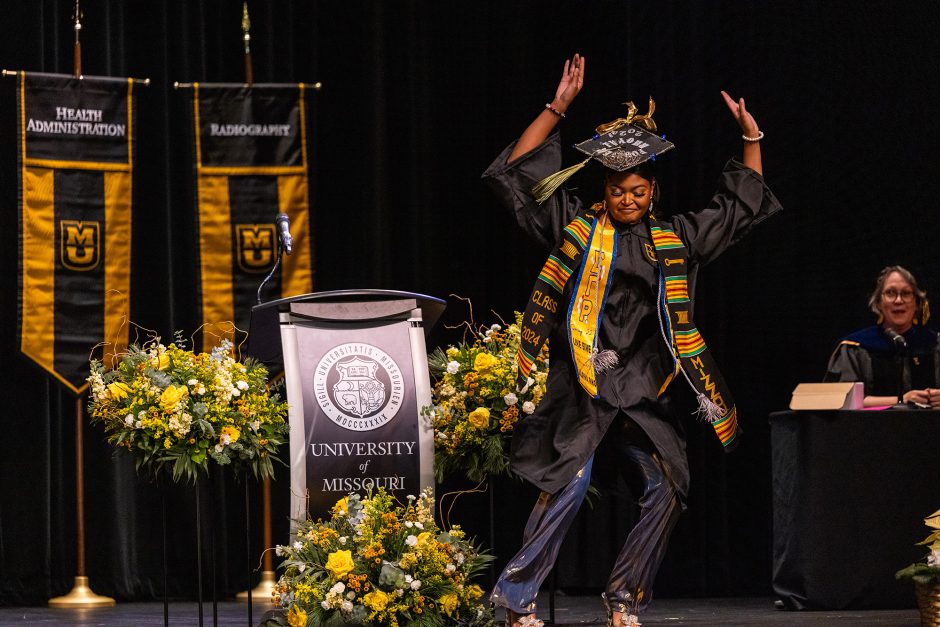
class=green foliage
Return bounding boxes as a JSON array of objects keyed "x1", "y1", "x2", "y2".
[
  {"x1": 87, "y1": 338, "x2": 288, "y2": 484},
  {"x1": 424, "y1": 313, "x2": 549, "y2": 482},
  {"x1": 273, "y1": 489, "x2": 495, "y2": 626}
]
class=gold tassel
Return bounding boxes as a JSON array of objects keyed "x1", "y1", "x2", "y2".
[{"x1": 532, "y1": 156, "x2": 592, "y2": 204}]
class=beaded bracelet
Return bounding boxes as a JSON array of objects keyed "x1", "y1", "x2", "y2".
[
  {"x1": 544, "y1": 103, "x2": 566, "y2": 118},
  {"x1": 742, "y1": 130, "x2": 764, "y2": 142}
]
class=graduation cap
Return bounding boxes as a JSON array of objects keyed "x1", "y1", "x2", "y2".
[{"x1": 533, "y1": 98, "x2": 675, "y2": 204}]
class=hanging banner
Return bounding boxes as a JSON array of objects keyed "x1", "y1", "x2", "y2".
[
  {"x1": 17, "y1": 72, "x2": 134, "y2": 394},
  {"x1": 189, "y1": 83, "x2": 314, "y2": 350}
]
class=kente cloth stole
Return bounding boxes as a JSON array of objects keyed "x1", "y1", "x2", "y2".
[
  {"x1": 518, "y1": 205, "x2": 601, "y2": 394},
  {"x1": 650, "y1": 219, "x2": 739, "y2": 449}
]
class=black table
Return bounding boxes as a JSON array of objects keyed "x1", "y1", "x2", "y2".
[{"x1": 771, "y1": 409, "x2": 940, "y2": 610}]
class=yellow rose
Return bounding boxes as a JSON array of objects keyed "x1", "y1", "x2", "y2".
[
  {"x1": 151, "y1": 352, "x2": 170, "y2": 370},
  {"x1": 362, "y1": 589, "x2": 390, "y2": 612},
  {"x1": 446, "y1": 347, "x2": 459, "y2": 358},
  {"x1": 438, "y1": 593, "x2": 459, "y2": 616},
  {"x1": 107, "y1": 381, "x2": 132, "y2": 400},
  {"x1": 220, "y1": 425, "x2": 241, "y2": 444},
  {"x1": 416, "y1": 531, "x2": 433, "y2": 546},
  {"x1": 473, "y1": 352, "x2": 499, "y2": 372},
  {"x1": 467, "y1": 407, "x2": 490, "y2": 429},
  {"x1": 159, "y1": 385, "x2": 188, "y2": 413},
  {"x1": 467, "y1": 584, "x2": 484, "y2": 599},
  {"x1": 286, "y1": 605, "x2": 307, "y2": 627},
  {"x1": 325, "y1": 549, "x2": 355, "y2": 580}
]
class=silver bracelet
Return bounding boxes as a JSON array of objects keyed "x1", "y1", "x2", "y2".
[
  {"x1": 742, "y1": 130, "x2": 764, "y2": 142},
  {"x1": 544, "y1": 103, "x2": 566, "y2": 118}
]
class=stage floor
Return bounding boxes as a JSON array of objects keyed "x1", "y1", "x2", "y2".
[{"x1": 0, "y1": 594, "x2": 922, "y2": 626}]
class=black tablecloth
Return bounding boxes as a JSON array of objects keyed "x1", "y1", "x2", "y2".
[{"x1": 771, "y1": 410, "x2": 940, "y2": 610}]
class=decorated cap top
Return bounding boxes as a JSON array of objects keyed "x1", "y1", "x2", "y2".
[{"x1": 532, "y1": 97, "x2": 675, "y2": 203}]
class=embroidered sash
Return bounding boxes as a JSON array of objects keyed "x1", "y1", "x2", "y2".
[
  {"x1": 567, "y1": 213, "x2": 618, "y2": 396},
  {"x1": 650, "y1": 220, "x2": 739, "y2": 449}
]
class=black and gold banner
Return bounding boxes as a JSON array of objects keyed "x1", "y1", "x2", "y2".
[
  {"x1": 190, "y1": 83, "x2": 314, "y2": 349},
  {"x1": 17, "y1": 72, "x2": 134, "y2": 394}
]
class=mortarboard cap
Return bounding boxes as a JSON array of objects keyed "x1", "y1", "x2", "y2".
[{"x1": 533, "y1": 98, "x2": 675, "y2": 204}]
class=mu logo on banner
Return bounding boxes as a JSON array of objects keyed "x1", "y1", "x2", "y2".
[
  {"x1": 235, "y1": 223, "x2": 276, "y2": 273},
  {"x1": 17, "y1": 72, "x2": 134, "y2": 394},
  {"x1": 60, "y1": 220, "x2": 101, "y2": 271}
]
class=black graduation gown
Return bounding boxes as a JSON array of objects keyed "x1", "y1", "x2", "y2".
[
  {"x1": 825, "y1": 324, "x2": 940, "y2": 397},
  {"x1": 482, "y1": 132, "x2": 783, "y2": 498}
]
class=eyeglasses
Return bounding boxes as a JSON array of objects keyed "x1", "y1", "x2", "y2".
[{"x1": 882, "y1": 289, "x2": 915, "y2": 303}]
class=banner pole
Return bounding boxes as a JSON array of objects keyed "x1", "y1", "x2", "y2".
[
  {"x1": 242, "y1": 1, "x2": 253, "y2": 86},
  {"x1": 237, "y1": 474, "x2": 277, "y2": 603},
  {"x1": 49, "y1": 395, "x2": 115, "y2": 607},
  {"x1": 72, "y1": 0, "x2": 82, "y2": 78}
]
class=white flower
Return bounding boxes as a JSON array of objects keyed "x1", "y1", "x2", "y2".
[
  {"x1": 522, "y1": 401, "x2": 536, "y2": 415},
  {"x1": 395, "y1": 589, "x2": 404, "y2": 597},
  {"x1": 491, "y1": 324, "x2": 502, "y2": 331},
  {"x1": 231, "y1": 388, "x2": 241, "y2": 397},
  {"x1": 187, "y1": 379, "x2": 198, "y2": 386},
  {"x1": 346, "y1": 591, "x2": 356, "y2": 600},
  {"x1": 455, "y1": 553, "x2": 465, "y2": 564},
  {"x1": 446, "y1": 563, "x2": 456, "y2": 573},
  {"x1": 250, "y1": 420, "x2": 260, "y2": 432},
  {"x1": 405, "y1": 521, "x2": 413, "y2": 528},
  {"x1": 339, "y1": 536, "x2": 347, "y2": 545},
  {"x1": 275, "y1": 546, "x2": 284, "y2": 556},
  {"x1": 221, "y1": 434, "x2": 232, "y2": 446},
  {"x1": 321, "y1": 600, "x2": 330, "y2": 610},
  {"x1": 196, "y1": 386, "x2": 206, "y2": 395},
  {"x1": 297, "y1": 563, "x2": 306, "y2": 573},
  {"x1": 503, "y1": 392, "x2": 518, "y2": 406},
  {"x1": 341, "y1": 600, "x2": 353, "y2": 613},
  {"x1": 404, "y1": 575, "x2": 413, "y2": 583},
  {"x1": 446, "y1": 361, "x2": 460, "y2": 374},
  {"x1": 410, "y1": 580, "x2": 422, "y2": 590},
  {"x1": 214, "y1": 444, "x2": 224, "y2": 453},
  {"x1": 138, "y1": 410, "x2": 147, "y2": 419},
  {"x1": 407, "y1": 494, "x2": 416, "y2": 500},
  {"x1": 331, "y1": 582, "x2": 346, "y2": 594},
  {"x1": 405, "y1": 535, "x2": 418, "y2": 547},
  {"x1": 236, "y1": 380, "x2": 249, "y2": 390},
  {"x1": 527, "y1": 377, "x2": 535, "y2": 386},
  {"x1": 124, "y1": 414, "x2": 134, "y2": 426},
  {"x1": 929, "y1": 549, "x2": 940, "y2": 567},
  {"x1": 134, "y1": 421, "x2": 142, "y2": 429},
  {"x1": 414, "y1": 522, "x2": 424, "y2": 530},
  {"x1": 293, "y1": 541, "x2": 303, "y2": 550}
]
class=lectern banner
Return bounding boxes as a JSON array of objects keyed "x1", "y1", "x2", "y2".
[
  {"x1": 16, "y1": 72, "x2": 134, "y2": 394},
  {"x1": 190, "y1": 84, "x2": 313, "y2": 349},
  {"x1": 295, "y1": 320, "x2": 420, "y2": 518}
]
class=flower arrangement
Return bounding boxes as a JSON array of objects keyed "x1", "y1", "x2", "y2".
[
  {"x1": 896, "y1": 507, "x2": 940, "y2": 584},
  {"x1": 422, "y1": 313, "x2": 549, "y2": 483},
  {"x1": 269, "y1": 488, "x2": 494, "y2": 627},
  {"x1": 87, "y1": 338, "x2": 289, "y2": 483}
]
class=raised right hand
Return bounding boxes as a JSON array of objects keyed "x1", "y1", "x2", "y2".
[{"x1": 552, "y1": 54, "x2": 585, "y2": 113}]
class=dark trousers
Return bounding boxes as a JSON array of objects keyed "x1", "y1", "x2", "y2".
[{"x1": 490, "y1": 426, "x2": 681, "y2": 615}]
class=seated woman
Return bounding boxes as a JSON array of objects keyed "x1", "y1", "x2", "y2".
[{"x1": 825, "y1": 265, "x2": 940, "y2": 407}]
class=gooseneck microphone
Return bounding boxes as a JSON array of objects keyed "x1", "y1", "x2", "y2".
[
  {"x1": 275, "y1": 212, "x2": 293, "y2": 255},
  {"x1": 884, "y1": 327, "x2": 908, "y2": 349},
  {"x1": 257, "y1": 213, "x2": 292, "y2": 304}
]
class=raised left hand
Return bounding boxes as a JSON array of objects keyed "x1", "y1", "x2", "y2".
[{"x1": 721, "y1": 90, "x2": 760, "y2": 137}]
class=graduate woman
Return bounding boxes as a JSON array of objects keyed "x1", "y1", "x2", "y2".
[{"x1": 482, "y1": 54, "x2": 783, "y2": 627}]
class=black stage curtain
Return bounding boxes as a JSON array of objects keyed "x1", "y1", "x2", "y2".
[{"x1": 2, "y1": 0, "x2": 940, "y2": 606}]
